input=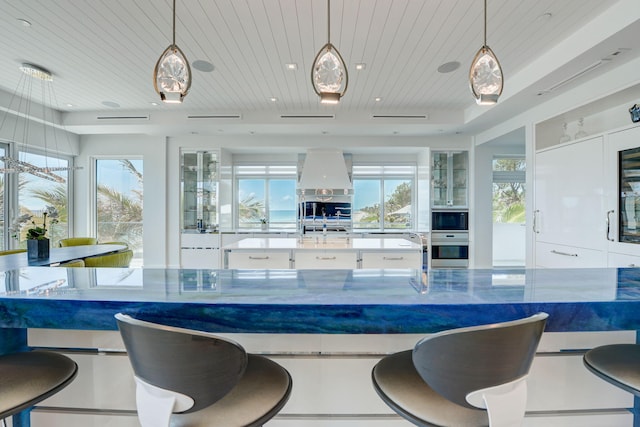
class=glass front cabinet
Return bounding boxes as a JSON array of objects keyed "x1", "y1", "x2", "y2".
[
  {"x1": 181, "y1": 150, "x2": 219, "y2": 232},
  {"x1": 431, "y1": 151, "x2": 468, "y2": 208}
]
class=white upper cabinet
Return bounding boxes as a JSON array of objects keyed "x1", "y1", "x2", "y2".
[{"x1": 534, "y1": 136, "x2": 605, "y2": 251}]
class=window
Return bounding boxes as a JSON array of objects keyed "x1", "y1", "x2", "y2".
[
  {"x1": 95, "y1": 159, "x2": 143, "y2": 264},
  {"x1": 352, "y1": 165, "x2": 415, "y2": 230},
  {"x1": 492, "y1": 157, "x2": 525, "y2": 267},
  {"x1": 235, "y1": 164, "x2": 297, "y2": 229},
  {"x1": 16, "y1": 150, "x2": 70, "y2": 248}
]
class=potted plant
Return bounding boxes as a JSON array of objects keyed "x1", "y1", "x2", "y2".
[
  {"x1": 11, "y1": 206, "x2": 59, "y2": 260},
  {"x1": 260, "y1": 217, "x2": 268, "y2": 231}
]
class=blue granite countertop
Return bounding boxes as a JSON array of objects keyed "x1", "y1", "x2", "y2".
[{"x1": 0, "y1": 267, "x2": 639, "y2": 333}]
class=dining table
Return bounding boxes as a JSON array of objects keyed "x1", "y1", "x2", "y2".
[{"x1": 0, "y1": 244, "x2": 128, "y2": 270}]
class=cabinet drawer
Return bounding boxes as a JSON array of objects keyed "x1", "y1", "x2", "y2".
[
  {"x1": 227, "y1": 251, "x2": 291, "y2": 269},
  {"x1": 535, "y1": 242, "x2": 605, "y2": 268},
  {"x1": 608, "y1": 251, "x2": 640, "y2": 268},
  {"x1": 295, "y1": 251, "x2": 358, "y2": 269},
  {"x1": 361, "y1": 252, "x2": 421, "y2": 269}
]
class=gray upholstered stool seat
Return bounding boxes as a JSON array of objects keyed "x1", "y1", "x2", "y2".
[
  {"x1": 0, "y1": 351, "x2": 78, "y2": 419},
  {"x1": 583, "y1": 344, "x2": 640, "y2": 397},
  {"x1": 372, "y1": 313, "x2": 548, "y2": 427},
  {"x1": 373, "y1": 350, "x2": 489, "y2": 426},
  {"x1": 116, "y1": 313, "x2": 292, "y2": 427}
]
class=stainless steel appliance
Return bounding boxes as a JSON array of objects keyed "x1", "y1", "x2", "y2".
[
  {"x1": 430, "y1": 232, "x2": 469, "y2": 268},
  {"x1": 619, "y1": 146, "x2": 640, "y2": 243},
  {"x1": 432, "y1": 210, "x2": 468, "y2": 231},
  {"x1": 431, "y1": 210, "x2": 469, "y2": 268}
]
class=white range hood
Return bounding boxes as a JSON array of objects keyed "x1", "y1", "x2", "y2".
[{"x1": 297, "y1": 149, "x2": 353, "y2": 199}]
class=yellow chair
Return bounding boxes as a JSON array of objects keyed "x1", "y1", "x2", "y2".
[
  {"x1": 84, "y1": 250, "x2": 133, "y2": 268},
  {"x1": 59, "y1": 237, "x2": 98, "y2": 247},
  {"x1": 0, "y1": 249, "x2": 27, "y2": 256},
  {"x1": 58, "y1": 259, "x2": 85, "y2": 267},
  {"x1": 100, "y1": 241, "x2": 129, "y2": 248}
]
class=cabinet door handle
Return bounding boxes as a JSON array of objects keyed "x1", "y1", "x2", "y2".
[
  {"x1": 550, "y1": 250, "x2": 578, "y2": 257},
  {"x1": 606, "y1": 210, "x2": 615, "y2": 242},
  {"x1": 533, "y1": 210, "x2": 540, "y2": 234},
  {"x1": 316, "y1": 256, "x2": 337, "y2": 260},
  {"x1": 629, "y1": 264, "x2": 638, "y2": 268},
  {"x1": 383, "y1": 257, "x2": 405, "y2": 261},
  {"x1": 248, "y1": 256, "x2": 269, "y2": 260}
]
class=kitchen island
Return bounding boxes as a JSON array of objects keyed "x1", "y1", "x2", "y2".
[
  {"x1": 1, "y1": 266, "x2": 639, "y2": 427},
  {"x1": 222, "y1": 236, "x2": 423, "y2": 269}
]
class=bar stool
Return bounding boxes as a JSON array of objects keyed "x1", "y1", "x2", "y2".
[
  {"x1": 0, "y1": 351, "x2": 78, "y2": 425},
  {"x1": 115, "y1": 313, "x2": 292, "y2": 427},
  {"x1": 583, "y1": 344, "x2": 640, "y2": 396},
  {"x1": 372, "y1": 312, "x2": 548, "y2": 427}
]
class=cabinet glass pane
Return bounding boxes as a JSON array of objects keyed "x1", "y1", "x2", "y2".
[
  {"x1": 181, "y1": 151, "x2": 218, "y2": 231},
  {"x1": 432, "y1": 152, "x2": 449, "y2": 207},
  {"x1": 619, "y1": 146, "x2": 640, "y2": 243},
  {"x1": 431, "y1": 151, "x2": 467, "y2": 208}
]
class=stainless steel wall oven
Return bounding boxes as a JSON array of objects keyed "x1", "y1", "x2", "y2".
[{"x1": 431, "y1": 210, "x2": 469, "y2": 268}]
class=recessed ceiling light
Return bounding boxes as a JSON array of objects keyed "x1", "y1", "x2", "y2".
[
  {"x1": 150, "y1": 102, "x2": 159, "y2": 106},
  {"x1": 17, "y1": 18, "x2": 31, "y2": 27},
  {"x1": 102, "y1": 101, "x2": 120, "y2": 108},
  {"x1": 437, "y1": 61, "x2": 461, "y2": 73},
  {"x1": 192, "y1": 60, "x2": 214, "y2": 72},
  {"x1": 375, "y1": 97, "x2": 382, "y2": 102},
  {"x1": 270, "y1": 97, "x2": 277, "y2": 102},
  {"x1": 355, "y1": 63, "x2": 366, "y2": 70},
  {"x1": 285, "y1": 63, "x2": 298, "y2": 70},
  {"x1": 65, "y1": 103, "x2": 74, "y2": 108},
  {"x1": 536, "y1": 12, "x2": 553, "y2": 22}
]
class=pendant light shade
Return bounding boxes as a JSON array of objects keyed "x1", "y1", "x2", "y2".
[
  {"x1": 153, "y1": 0, "x2": 191, "y2": 103},
  {"x1": 311, "y1": 0, "x2": 348, "y2": 104},
  {"x1": 469, "y1": 0, "x2": 503, "y2": 105}
]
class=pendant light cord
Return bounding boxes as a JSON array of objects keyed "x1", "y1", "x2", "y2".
[
  {"x1": 172, "y1": 0, "x2": 176, "y2": 46},
  {"x1": 327, "y1": 0, "x2": 331, "y2": 44},
  {"x1": 483, "y1": 0, "x2": 487, "y2": 46}
]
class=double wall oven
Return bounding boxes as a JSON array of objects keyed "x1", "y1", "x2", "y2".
[{"x1": 431, "y1": 210, "x2": 469, "y2": 268}]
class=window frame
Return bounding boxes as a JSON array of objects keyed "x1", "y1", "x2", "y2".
[
  {"x1": 233, "y1": 163, "x2": 297, "y2": 229},
  {"x1": 12, "y1": 145, "x2": 75, "y2": 248},
  {"x1": 352, "y1": 163, "x2": 416, "y2": 231}
]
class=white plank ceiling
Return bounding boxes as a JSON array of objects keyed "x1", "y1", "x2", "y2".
[{"x1": 0, "y1": 0, "x2": 637, "y2": 136}]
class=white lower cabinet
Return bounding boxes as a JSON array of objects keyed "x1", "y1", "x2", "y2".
[
  {"x1": 535, "y1": 242, "x2": 606, "y2": 268},
  {"x1": 181, "y1": 233, "x2": 220, "y2": 268},
  {"x1": 180, "y1": 248, "x2": 220, "y2": 268},
  {"x1": 27, "y1": 329, "x2": 637, "y2": 427},
  {"x1": 360, "y1": 251, "x2": 421, "y2": 269},
  {"x1": 226, "y1": 251, "x2": 291, "y2": 269},
  {"x1": 608, "y1": 251, "x2": 640, "y2": 268},
  {"x1": 294, "y1": 251, "x2": 358, "y2": 269}
]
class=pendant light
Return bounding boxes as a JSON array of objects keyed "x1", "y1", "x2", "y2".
[
  {"x1": 153, "y1": 0, "x2": 191, "y2": 103},
  {"x1": 469, "y1": 0, "x2": 503, "y2": 105},
  {"x1": 0, "y1": 63, "x2": 82, "y2": 183},
  {"x1": 311, "y1": 0, "x2": 348, "y2": 104}
]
